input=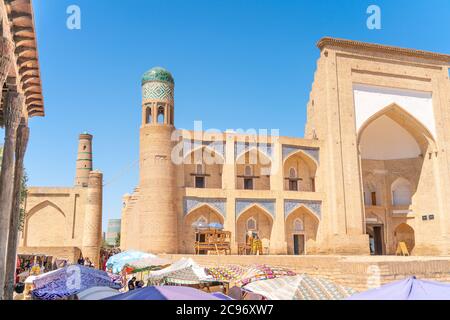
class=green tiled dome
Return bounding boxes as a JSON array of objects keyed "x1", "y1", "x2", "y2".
[{"x1": 142, "y1": 67, "x2": 174, "y2": 85}]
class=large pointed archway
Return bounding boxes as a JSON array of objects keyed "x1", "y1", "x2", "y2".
[
  {"x1": 183, "y1": 204, "x2": 225, "y2": 254},
  {"x1": 236, "y1": 204, "x2": 274, "y2": 250},
  {"x1": 358, "y1": 103, "x2": 435, "y2": 255},
  {"x1": 285, "y1": 205, "x2": 319, "y2": 255}
]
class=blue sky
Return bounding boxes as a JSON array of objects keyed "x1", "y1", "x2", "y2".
[{"x1": 2, "y1": 0, "x2": 449, "y2": 231}]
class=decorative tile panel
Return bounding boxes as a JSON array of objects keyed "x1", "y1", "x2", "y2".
[
  {"x1": 284, "y1": 199, "x2": 322, "y2": 220},
  {"x1": 142, "y1": 82, "x2": 174, "y2": 101},
  {"x1": 184, "y1": 197, "x2": 226, "y2": 218},
  {"x1": 283, "y1": 145, "x2": 320, "y2": 164},
  {"x1": 236, "y1": 199, "x2": 276, "y2": 219}
]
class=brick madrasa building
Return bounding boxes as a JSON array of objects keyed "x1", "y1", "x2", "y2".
[{"x1": 121, "y1": 38, "x2": 450, "y2": 256}]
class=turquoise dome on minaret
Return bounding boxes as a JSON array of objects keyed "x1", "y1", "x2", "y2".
[{"x1": 142, "y1": 67, "x2": 174, "y2": 85}]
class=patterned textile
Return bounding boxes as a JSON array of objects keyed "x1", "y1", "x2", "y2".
[
  {"x1": 31, "y1": 265, "x2": 122, "y2": 301},
  {"x1": 206, "y1": 264, "x2": 296, "y2": 287},
  {"x1": 243, "y1": 275, "x2": 357, "y2": 300}
]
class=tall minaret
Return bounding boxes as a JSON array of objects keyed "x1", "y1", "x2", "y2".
[
  {"x1": 75, "y1": 133, "x2": 93, "y2": 187},
  {"x1": 138, "y1": 67, "x2": 178, "y2": 254}
]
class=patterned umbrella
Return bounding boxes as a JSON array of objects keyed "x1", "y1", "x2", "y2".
[
  {"x1": 243, "y1": 275, "x2": 357, "y2": 300},
  {"x1": 123, "y1": 256, "x2": 171, "y2": 274},
  {"x1": 207, "y1": 264, "x2": 296, "y2": 287},
  {"x1": 146, "y1": 258, "x2": 213, "y2": 286},
  {"x1": 31, "y1": 265, "x2": 122, "y2": 300},
  {"x1": 104, "y1": 286, "x2": 228, "y2": 300},
  {"x1": 106, "y1": 250, "x2": 155, "y2": 274}
]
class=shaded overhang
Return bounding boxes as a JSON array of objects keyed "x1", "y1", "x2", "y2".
[{"x1": 1, "y1": 0, "x2": 44, "y2": 124}]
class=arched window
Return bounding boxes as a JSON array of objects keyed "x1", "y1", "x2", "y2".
[
  {"x1": 157, "y1": 106, "x2": 165, "y2": 124},
  {"x1": 244, "y1": 165, "x2": 252, "y2": 177},
  {"x1": 289, "y1": 168, "x2": 297, "y2": 178},
  {"x1": 391, "y1": 178, "x2": 412, "y2": 206},
  {"x1": 247, "y1": 217, "x2": 257, "y2": 231},
  {"x1": 293, "y1": 218, "x2": 304, "y2": 232},
  {"x1": 146, "y1": 107, "x2": 152, "y2": 124},
  {"x1": 243, "y1": 165, "x2": 254, "y2": 190},
  {"x1": 288, "y1": 167, "x2": 298, "y2": 191},
  {"x1": 197, "y1": 216, "x2": 207, "y2": 225},
  {"x1": 195, "y1": 164, "x2": 205, "y2": 188}
]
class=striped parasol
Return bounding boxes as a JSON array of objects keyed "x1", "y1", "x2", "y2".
[{"x1": 243, "y1": 274, "x2": 357, "y2": 300}]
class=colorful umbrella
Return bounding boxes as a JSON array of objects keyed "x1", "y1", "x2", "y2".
[
  {"x1": 106, "y1": 250, "x2": 155, "y2": 274},
  {"x1": 146, "y1": 258, "x2": 213, "y2": 286},
  {"x1": 243, "y1": 274, "x2": 356, "y2": 300},
  {"x1": 103, "y1": 286, "x2": 228, "y2": 300},
  {"x1": 208, "y1": 223, "x2": 224, "y2": 230},
  {"x1": 348, "y1": 276, "x2": 450, "y2": 300},
  {"x1": 31, "y1": 265, "x2": 122, "y2": 300},
  {"x1": 77, "y1": 286, "x2": 120, "y2": 300},
  {"x1": 207, "y1": 264, "x2": 296, "y2": 287},
  {"x1": 123, "y1": 256, "x2": 171, "y2": 274}
]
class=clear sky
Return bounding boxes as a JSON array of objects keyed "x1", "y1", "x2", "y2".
[{"x1": 2, "y1": 0, "x2": 449, "y2": 231}]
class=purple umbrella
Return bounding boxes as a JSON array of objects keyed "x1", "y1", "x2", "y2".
[
  {"x1": 103, "y1": 286, "x2": 229, "y2": 300},
  {"x1": 348, "y1": 276, "x2": 450, "y2": 300}
]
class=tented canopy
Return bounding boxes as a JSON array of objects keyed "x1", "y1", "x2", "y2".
[
  {"x1": 77, "y1": 286, "x2": 120, "y2": 300},
  {"x1": 207, "y1": 264, "x2": 296, "y2": 287},
  {"x1": 106, "y1": 250, "x2": 155, "y2": 274},
  {"x1": 124, "y1": 256, "x2": 171, "y2": 274},
  {"x1": 31, "y1": 265, "x2": 122, "y2": 300},
  {"x1": 146, "y1": 258, "x2": 213, "y2": 285},
  {"x1": 348, "y1": 276, "x2": 450, "y2": 300},
  {"x1": 244, "y1": 275, "x2": 356, "y2": 300},
  {"x1": 103, "y1": 286, "x2": 227, "y2": 300}
]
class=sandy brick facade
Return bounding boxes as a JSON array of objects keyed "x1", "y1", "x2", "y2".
[
  {"x1": 121, "y1": 38, "x2": 450, "y2": 257},
  {"x1": 18, "y1": 134, "x2": 103, "y2": 266}
]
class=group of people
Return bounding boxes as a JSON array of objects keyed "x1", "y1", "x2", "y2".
[
  {"x1": 127, "y1": 277, "x2": 145, "y2": 291},
  {"x1": 77, "y1": 256, "x2": 94, "y2": 268},
  {"x1": 100, "y1": 247, "x2": 121, "y2": 271}
]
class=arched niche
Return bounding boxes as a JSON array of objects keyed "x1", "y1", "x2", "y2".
[
  {"x1": 285, "y1": 205, "x2": 319, "y2": 255},
  {"x1": 235, "y1": 149, "x2": 272, "y2": 190},
  {"x1": 183, "y1": 204, "x2": 225, "y2": 254},
  {"x1": 25, "y1": 201, "x2": 67, "y2": 247},
  {"x1": 283, "y1": 150, "x2": 318, "y2": 192},
  {"x1": 236, "y1": 204, "x2": 273, "y2": 245},
  {"x1": 183, "y1": 146, "x2": 224, "y2": 189}
]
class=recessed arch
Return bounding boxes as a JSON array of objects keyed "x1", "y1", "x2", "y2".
[
  {"x1": 391, "y1": 177, "x2": 413, "y2": 206},
  {"x1": 182, "y1": 203, "x2": 225, "y2": 254},
  {"x1": 246, "y1": 217, "x2": 257, "y2": 231},
  {"x1": 358, "y1": 103, "x2": 436, "y2": 154},
  {"x1": 235, "y1": 147, "x2": 272, "y2": 165},
  {"x1": 26, "y1": 200, "x2": 66, "y2": 220},
  {"x1": 293, "y1": 218, "x2": 304, "y2": 232},
  {"x1": 183, "y1": 144, "x2": 225, "y2": 165},
  {"x1": 394, "y1": 223, "x2": 415, "y2": 254},
  {"x1": 283, "y1": 149, "x2": 319, "y2": 169},
  {"x1": 236, "y1": 203, "x2": 274, "y2": 222},
  {"x1": 285, "y1": 204, "x2": 320, "y2": 223},
  {"x1": 285, "y1": 205, "x2": 319, "y2": 255},
  {"x1": 25, "y1": 200, "x2": 67, "y2": 247},
  {"x1": 236, "y1": 203, "x2": 274, "y2": 246},
  {"x1": 185, "y1": 203, "x2": 225, "y2": 222}
]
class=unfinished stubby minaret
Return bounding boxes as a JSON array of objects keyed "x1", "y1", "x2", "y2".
[
  {"x1": 75, "y1": 133, "x2": 93, "y2": 187},
  {"x1": 138, "y1": 67, "x2": 178, "y2": 253},
  {"x1": 82, "y1": 170, "x2": 103, "y2": 267}
]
